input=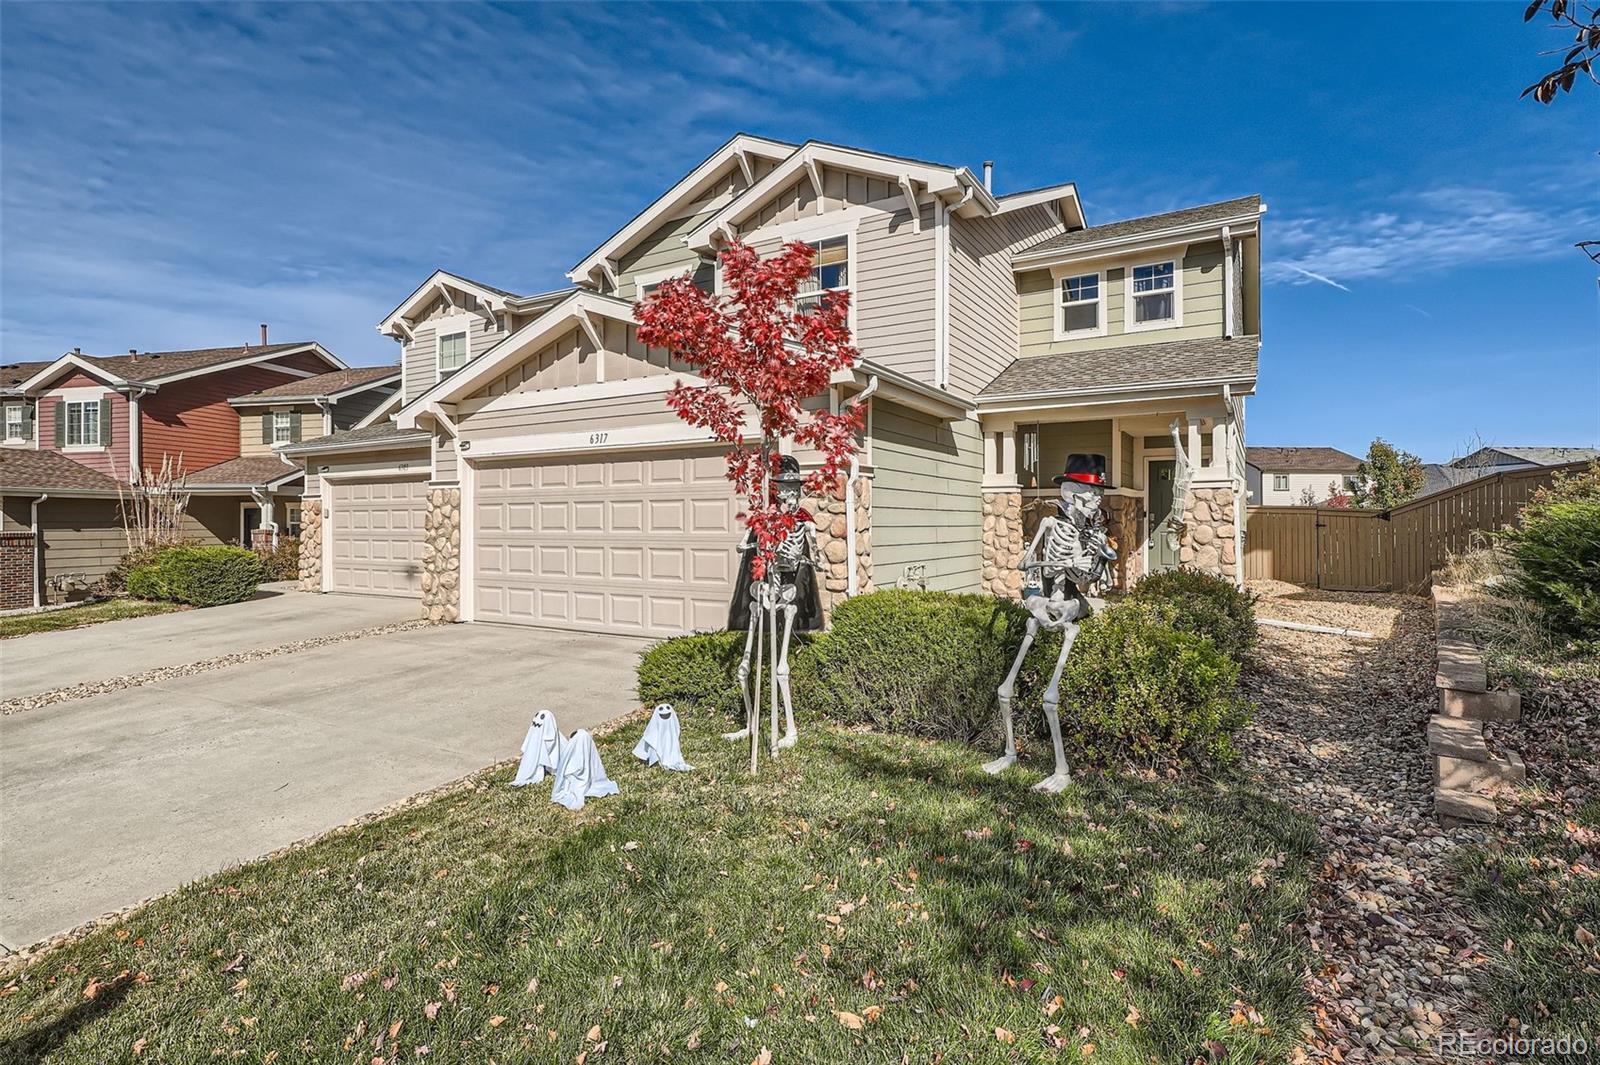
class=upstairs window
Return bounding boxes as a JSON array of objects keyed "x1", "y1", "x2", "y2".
[
  {"x1": 438, "y1": 330, "x2": 468, "y2": 373},
  {"x1": 1130, "y1": 261, "x2": 1177, "y2": 327},
  {"x1": 1273, "y1": 474, "x2": 1289, "y2": 492},
  {"x1": 3, "y1": 404, "x2": 24, "y2": 442},
  {"x1": 272, "y1": 410, "x2": 293, "y2": 445},
  {"x1": 1058, "y1": 273, "x2": 1102, "y2": 336},
  {"x1": 65, "y1": 400, "x2": 101, "y2": 447},
  {"x1": 797, "y1": 236, "x2": 850, "y2": 314}
]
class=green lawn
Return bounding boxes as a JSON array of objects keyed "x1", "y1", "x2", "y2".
[
  {"x1": 0, "y1": 598, "x2": 184, "y2": 639},
  {"x1": 0, "y1": 722, "x2": 1316, "y2": 1064}
]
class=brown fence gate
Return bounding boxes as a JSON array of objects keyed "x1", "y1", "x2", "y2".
[{"x1": 1243, "y1": 461, "x2": 1589, "y2": 594}]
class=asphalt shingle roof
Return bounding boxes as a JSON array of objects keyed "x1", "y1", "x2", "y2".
[
  {"x1": 977, "y1": 335, "x2": 1259, "y2": 399},
  {"x1": 183, "y1": 456, "x2": 304, "y2": 488},
  {"x1": 279, "y1": 420, "x2": 429, "y2": 455},
  {"x1": 0, "y1": 449, "x2": 125, "y2": 494},
  {"x1": 231, "y1": 365, "x2": 399, "y2": 402},
  {"x1": 1245, "y1": 447, "x2": 1362, "y2": 472},
  {"x1": 1021, "y1": 195, "x2": 1261, "y2": 256},
  {"x1": 1, "y1": 362, "x2": 54, "y2": 393},
  {"x1": 1470, "y1": 446, "x2": 1600, "y2": 467},
  {"x1": 71, "y1": 343, "x2": 326, "y2": 385}
]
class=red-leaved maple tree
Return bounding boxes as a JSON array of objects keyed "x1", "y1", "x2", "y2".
[{"x1": 635, "y1": 240, "x2": 865, "y2": 577}]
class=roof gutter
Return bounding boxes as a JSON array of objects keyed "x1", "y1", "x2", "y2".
[
  {"x1": 978, "y1": 373, "x2": 1257, "y2": 406},
  {"x1": 1010, "y1": 210, "x2": 1264, "y2": 268},
  {"x1": 278, "y1": 432, "x2": 430, "y2": 458}
]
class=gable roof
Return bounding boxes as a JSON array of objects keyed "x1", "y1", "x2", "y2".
[
  {"x1": 566, "y1": 133, "x2": 796, "y2": 285},
  {"x1": 277, "y1": 419, "x2": 430, "y2": 457},
  {"x1": 1453, "y1": 446, "x2": 1600, "y2": 468},
  {"x1": 1, "y1": 361, "x2": 53, "y2": 395},
  {"x1": 1245, "y1": 446, "x2": 1362, "y2": 472},
  {"x1": 229, "y1": 365, "x2": 400, "y2": 405},
  {"x1": 1013, "y1": 195, "x2": 1264, "y2": 265},
  {"x1": 977, "y1": 335, "x2": 1259, "y2": 402},
  {"x1": 377, "y1": 270, "x2": 575, "y2": 339},
  {"x1": 20, "y1": 343, "x2": 343, "y2": 392},
  {"x1": 0, "y1": 448, "x2": 126, "y2": 496}
]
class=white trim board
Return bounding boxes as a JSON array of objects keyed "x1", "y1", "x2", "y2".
[{"x1": 457, "y1": 420, "x2": 756, "y2": 462}]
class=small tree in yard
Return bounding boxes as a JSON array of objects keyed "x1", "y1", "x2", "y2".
[
  {"x1": 635, "y1": 240, "x2": 865, "y2": 578},
  {"x1": 1352, "y1": 438, "x2": 1426, "y2": 510}
]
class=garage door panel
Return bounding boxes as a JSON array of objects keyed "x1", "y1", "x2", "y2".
[
  {"x1": 474, "y1": 447, "x2": 741, "y2": 637},
  {"x1": 330, "y1": 477, "x2": 426, "y2": 598}
]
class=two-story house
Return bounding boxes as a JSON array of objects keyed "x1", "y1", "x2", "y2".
[
  {"x1": 1246, "y1": 446, "x2": 1361, "y2": 506},
  {"x1": 0, "y1": 337, "x2": 396, "y2": 605},
  {"x1": 285, "y1": 135, "x2": 1262, "y2": 637}
]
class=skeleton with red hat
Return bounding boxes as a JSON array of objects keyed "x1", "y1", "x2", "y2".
[{"x1": 983, "y1": 452, "x2": 1118, "y2": 793}]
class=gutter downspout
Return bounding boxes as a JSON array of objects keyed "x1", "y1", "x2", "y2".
[
  {"x1": 316, "y1": 399, "x2": 333, "y2": 437},
  {"x1": 844, "y1": 375, "x2": 881, "y2": 597},
  {"x1": 30, "y1": 493, "x2": 48, "y2": 608}
]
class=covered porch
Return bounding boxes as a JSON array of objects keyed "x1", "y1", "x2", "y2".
[{"x1": 976, "y1": 390, "x2": 1247, "y2": 596}]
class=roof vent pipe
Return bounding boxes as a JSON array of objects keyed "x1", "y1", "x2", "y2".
[
  {"x1": 982, "y1": 160, "x2": 993, "y2": 193},
  {"x1": 129, "y1": 348, "x2": 137, "y2": 361},
  {"x1": 260, "y1": 323, "x2": 269, "y2": 345}
]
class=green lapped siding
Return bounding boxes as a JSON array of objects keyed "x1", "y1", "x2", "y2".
[{"x1": 869, "y1": 401, "x2": 983, "y2": 593}]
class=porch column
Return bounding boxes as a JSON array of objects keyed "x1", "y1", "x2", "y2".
[{"x1": 980, "y1": 419, "x2": 1023, "y2": 600}]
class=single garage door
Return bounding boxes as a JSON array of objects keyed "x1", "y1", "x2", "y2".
[
  {"x1": 329, "y1": 477, "x2": 428, "y2": 597},
  {"x1": 474, "y1": 448, "x2": 740, "y2": 636}
]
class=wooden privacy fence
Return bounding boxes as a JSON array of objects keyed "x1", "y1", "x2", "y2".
[{"x1": 1243, "y1": 461, "x2": 1591, "y2": 594}]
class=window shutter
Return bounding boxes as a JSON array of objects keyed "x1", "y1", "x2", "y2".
[
  {"x1": 262, "y1": 412, "x2": 272, "y2": 444},
  {"x1": 290, "y1": 410, "x2": 303, "y2": 443},
  {"x1": 99, "y1": 400, "x2": 113, "y2": 445},
  {"x1": 54, "y1": 401, "x2": 66, "y2": 448},
  {"x1": 21, "y1": 402, "x2": 34, "y2": 439}
]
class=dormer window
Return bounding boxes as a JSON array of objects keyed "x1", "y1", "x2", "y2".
[
  {"x1": 1129, "y1": 261, "x2": 1179, "y2": 329},
  {"x1": 438, "y1": 330, "x2": 469, "y2": 373},
  {"x1": 1057, "y1": 273, "x2": 1103, "y2": 337}
]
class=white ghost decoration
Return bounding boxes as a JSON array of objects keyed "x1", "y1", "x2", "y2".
[
  {"x1": 510, "y1": 710, "x2": 564, "y2": 787},
  {"x1": 633, "y1": 703, "x2": 694, "y2": 771},
  {"x1": 550, "y1": 729, "x2": 619, "y2": 811}
]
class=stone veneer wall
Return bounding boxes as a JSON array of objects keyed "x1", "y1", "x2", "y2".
[
  {"x1": 806, "y1": 474, "x2": 872, "y2": 623},
  {"x1": 1178, "y1": 484, "x2": 1238, "y2": 584},
  {"x1": 1103, "y1": 494, "x2": 1144, "y2": 591},
  {"x1": 981, "y1": 490, "x2": 1023, "y2": 599},
  {"x1": 421, "y1": 486, "x2": 461, "y2": 623},
  {"x1": 297, "y1": 500, "x2": 322, "y2": 591}
]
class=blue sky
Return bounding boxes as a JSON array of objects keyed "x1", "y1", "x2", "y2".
[{"x1": 2, "y1": 2, "x2": 1595, "y2": 461}]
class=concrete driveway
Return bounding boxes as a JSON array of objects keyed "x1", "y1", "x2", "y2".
[
  {"x1": 2, "y1": 588, "x2": 418, "y2": 701},
  {"x1": 0, "y1": 618, "x2": 645, "y2": 950}
]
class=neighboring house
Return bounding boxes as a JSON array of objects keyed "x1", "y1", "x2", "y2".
[
  {"x1": 1419, "y1": 445, "x2": 1599, "y2": 498},
  {"x1": 1246, "y1": 446, "x2": 1361, "y2": 506},
  {"x1": 0, "y1": 338, "x2": 386, "y2": 605},
  {"x1": 286, "y1": 134, "x2": 1263, "y2": 637},
  {"x1": 1, "y1": 361, "x2": 52, "y2": 449}
]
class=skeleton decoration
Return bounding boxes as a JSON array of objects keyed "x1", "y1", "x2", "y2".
[
  {"x1": 511, "y1": 710, "x2": 564, "y2": 787},
  {"x1": 984, "y1": 453, "x2": 1118, "y2": 793},
  {"x1": 634, "y1": 703, "x2": 694, "y2": 772},
  {"x1": 550, "y1": 729, "x2": 619, "y2": 811},
  {"x1": 1164, "y1": 419, "x2": 1195, "y2": 551},
  {"x1": 725, "y1": 455, "x2": 823, "y2": 760}
]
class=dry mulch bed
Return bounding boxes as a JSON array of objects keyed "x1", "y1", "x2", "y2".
[{"x1": 1240, "y1": 581, "x2": 1491, "y2": 1061}]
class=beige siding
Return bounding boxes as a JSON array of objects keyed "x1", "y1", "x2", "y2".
[
  {"x1": 403, "y1": 295, "x2": 507, "y2": 404},
  {"x1": 1017, "y1": 239, "x2": 1227, "y2": 357},
  {"x1": 304, "y1": 447, "x2": 429, "y2": 496},
  {"x1": 335, "y1": 386, "x2": 396, "y2": 430},
  {"x1": 1036, "y1": 420, "x2": 1114, "y2": 482},
  {"x1": 240, "y1": 405, "x2": 320, "y2": 456},
  {"x1": 869, "y1": 402, "x2": 983, "y2": 593},
  {"x1": 946, "y1": 205, "x2": 1067, "y2": 400},
  {"x1": 467, "y1": 322, "x2": 687, "y2": 404},
  {"x1": 751, "y1": 167, "x2": 900, "y2": 228},
  {"x1": 615, "y1": 210, "x2": 719, "y2": 302},
  {"x1": 854, "y1": 201, "x2": 938, "y2": 384},
  {"x1": 36, "y1": 498, "x2": 128, "y2": 599},
  {"x1": 434, "y1": 433, "x2": 458, "y2": 484},
  {"x1": 460, "y1": 390, "x2": 690, "y2": 442}
]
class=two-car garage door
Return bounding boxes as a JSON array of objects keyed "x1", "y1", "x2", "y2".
[{"x1": 473, "y1": 448, "x2": 740, "y2": 638}]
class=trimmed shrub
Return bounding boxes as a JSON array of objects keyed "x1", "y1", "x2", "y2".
[
  {"x1": 255, "y1": 535, "x2": 300, "y2": 582},
  {"x1": 1497, "y1": 464, "x2": 1600, "y2": 638},
  {"x1": 1128, "y1": 568, "x2": 1258, "y2": 661},
  {"x1": 101, "y1": 539, "x2": 188, "y2": 594},
  {"x1": 1056, "y1": 599, "x2": 1248, "y2": 765},
  {"x1": 126, "y1": 545, "x2": 264, "y2": 607},
  {"x1": 797, "y1": 589, "x2": 1031, "y2": 743},
  {"x1": 637, "y1": 630, "x2": 758, "y2": 719}
]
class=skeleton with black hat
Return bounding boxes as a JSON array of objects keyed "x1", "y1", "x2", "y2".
[
  {"x1": 983, "y1": 452, "x2": 1118, "y2": 793},
  {"x1": 725, "y1": 455, "x2": 822, "y2": 756}
]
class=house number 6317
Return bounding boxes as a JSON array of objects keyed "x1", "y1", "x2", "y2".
[{"x1": 589, "y1": 432, "x2": 609, "y2": 445}]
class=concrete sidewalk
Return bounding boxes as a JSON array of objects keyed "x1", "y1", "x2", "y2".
[
  {"x1": 1, "y1": 590, "x2": 417, "y2": 701},
  {"x1": 0, "y1": 621, "x2": 645, "y2": 950}
]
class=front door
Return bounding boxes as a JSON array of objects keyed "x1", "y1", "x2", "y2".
[
  {"x1": 1147, "y1": 459, "x2": 1181, "y2": 573},
  {"x1": 241, "y1": 505, "x2": 262, "y2": 547}
]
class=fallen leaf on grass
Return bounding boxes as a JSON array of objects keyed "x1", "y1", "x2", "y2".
[
  {"x1": 1125, "y1": 1005, "x2": 1140, "y2": 1028},
  {"x1": 489, "y1": 1015, "x2": 507, "y2": 1028},
  {"x1": 751, "y1": 1050, "x2": 771, "y2": 1065},
  {"x1": 587, "y1": 1024, "x2": 603, "y2": 1042},
  {"x1": 835, "y1": 1010, "x2": 864, "y2": 1030},
  {"x1": 994, "y1": 1026, "x2": 1016, "y2": 1044},
  {"x1": 686, "y1": 1030, "x2": 702, "y2": 1050},
  {"x1": 132, "y1": 1038, "x2": 147, "y2": 1056},
  {"x1": 863, "y1": 1005, "x2": 883, "y2": 1022},
  {"x1": 221, "y1": 952, "x2": 248, "y2": 974},
  {"x1": 424, "y1": 1002, "x2": 441, "y2": 1020}
]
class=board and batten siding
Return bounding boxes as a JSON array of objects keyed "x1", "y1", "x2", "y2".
[
  {"x1": 1016, "y1": 239, "x2": 1226, "y2": 358},
  {"x1": 946, "y1": 204, "x2": 1066, "y2": 400},
  {"x1": 467, "y1": 322, "x2": 687, "y2": 404},
  {"x1": 869, "y1": 401, "x2": 983, "y2": 594},
  {"x1": 402, "y1": 296, "x2": 507, "y2": 405}
]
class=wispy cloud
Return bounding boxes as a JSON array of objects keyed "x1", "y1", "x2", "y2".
[{"x1": 1264, "y1": 183, "x2": 1598, "y2": 288}]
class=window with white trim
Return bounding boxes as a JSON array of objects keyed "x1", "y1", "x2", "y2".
[
  {"x1": 1058, "y1": 273, "x2": 1101, "y2": 335},
  {"x1": 1130, "y1": 261, "x2": 1177, "y2": 326},
  {"x1": 65, "y1": 400, "x2": 101, "y2": 447},
  {"x1": 272, "y1": 410, "x2": 293, "y2": 444},
  {"x1": 438, "y1": 330, "x2": 468, "y2": 373},
  {"x1": 1272, "y1": 474, "x2": 1289, "y2": 492},
  {"x1": 796, "y1": 236, "x2": 849, "y2": 314},
  {"x1": 284, "y1": 503, "x2": 303, "y2": 537},
  {"x1": 3, "y1": 404, "x2": 23, "y2": 441}
]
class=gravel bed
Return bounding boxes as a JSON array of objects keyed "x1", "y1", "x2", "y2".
[
  {"x1": 1241, "y1": 581, "x2": 1491, "y2": 1062},
  {"x1": 0, "y1": 620, "x2": 430, "y2": 715}
]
